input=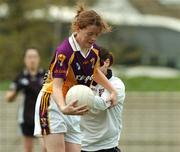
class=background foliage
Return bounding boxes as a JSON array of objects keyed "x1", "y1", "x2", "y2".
[{"x1": 0, "y1": 0, "x2": 96, "y2": 80}]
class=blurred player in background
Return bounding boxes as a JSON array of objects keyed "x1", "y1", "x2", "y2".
[
  {"x1": 5, "y1": 48, "x2": 46, "y2": 152},
  {"x1": 81, "y1": 47, "x2": 125, "y2": 152},
  {"x1": 34, "y1": 4, "x2": 117, "y2": 152}
]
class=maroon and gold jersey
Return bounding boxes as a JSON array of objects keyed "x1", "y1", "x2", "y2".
[{"x1": 42, "y1": 36, "x2": 100, "y2": 97}]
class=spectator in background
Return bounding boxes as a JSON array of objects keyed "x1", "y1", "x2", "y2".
[
  {"x1": 5, "y1": 48, "x2": 46, "y2": 152},
  {"x1": 81, "y1": 47, "x2": 125, "y2": 152}
]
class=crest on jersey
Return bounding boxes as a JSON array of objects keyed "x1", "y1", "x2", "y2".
[
  {"x1": 20, "y1": 78, "x2": 29, "y2": 86},
  {"x1": 58, "y1": 54, "x2": 66, "y2": 67}
]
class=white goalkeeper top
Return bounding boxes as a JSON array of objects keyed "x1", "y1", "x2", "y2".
[{"x1": 80, "y1": 70, "x2": 125, "y2": 151}]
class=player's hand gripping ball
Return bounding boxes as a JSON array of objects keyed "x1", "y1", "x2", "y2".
[{"x1": 66, "y1": 85, "x2": 95, "y2": 108}]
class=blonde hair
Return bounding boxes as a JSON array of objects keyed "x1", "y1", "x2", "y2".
[{"x1": 71, "y1": 4, "x2": 111, "y2": 33}]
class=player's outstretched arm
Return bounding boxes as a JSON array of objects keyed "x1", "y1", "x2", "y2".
[
  {"x1": 93, "y1": 69, "x2": 117, "y2": 106},
  {"x1": 5, "y1": 90, "x2": 17, "y2": 102}
]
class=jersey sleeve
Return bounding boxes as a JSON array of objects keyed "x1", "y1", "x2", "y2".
[
  {"x1": 52, "y1": 50, "x2": 69, "y2": 80},
  {"x1": 110, "y1": 78, "x2": 125, "y2": 105},
  {"x1": 93, "y1": 95, "x2": 111, "y2": 110},
  {"x1": 9, "y1": 74, "x2": 23, "y2": 92}
]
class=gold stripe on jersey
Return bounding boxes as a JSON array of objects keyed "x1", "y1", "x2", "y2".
[
  {"x1": 92, "y1": 47, "x2": 100, "y2": 68},
  {"x1": 90, "y1": 48, "x2": 100, "y2": 86}
]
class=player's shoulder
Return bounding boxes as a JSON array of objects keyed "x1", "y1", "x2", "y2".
[
  {"x1": 55, "y1": 38, "x2": 73, "y2": 57},
  {"x1": 92, "y1": 43, "x2": 101, "y2": 55},
  {"x1": 13, "y1": 69, "x2": 29, "y2": 84},
  {"x1": 110, "y1": 76, "x2": 125, "y2": 90},
  {"x1": 92, "y1": 43, "x2": 100, "y2": 50}
]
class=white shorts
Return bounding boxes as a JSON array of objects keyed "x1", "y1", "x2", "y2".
[{"x1": 34, "y1": 91, "x2": 82, "y2": 144}]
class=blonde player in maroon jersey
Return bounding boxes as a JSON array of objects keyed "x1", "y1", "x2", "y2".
[{"x1": 34, "y1": 4, "x2": 117, "y2": 152}]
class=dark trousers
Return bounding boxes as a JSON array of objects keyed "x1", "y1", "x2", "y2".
[{"x1": 81, "y1": 147, "x2": 121, "y2": 152}]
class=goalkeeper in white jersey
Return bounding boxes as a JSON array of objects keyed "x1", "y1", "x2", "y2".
[{"x1": 80, "y1": 47, "x2": 125, "y2": 152}]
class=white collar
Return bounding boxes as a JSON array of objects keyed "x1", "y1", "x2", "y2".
[
  {"x1": 68, "y1": 33, "x2": 93, "y2": 58},
  {"x1": 69, "y1": 33, "x2": 81, "y2": 52}
]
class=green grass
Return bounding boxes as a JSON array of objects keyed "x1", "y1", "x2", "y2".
[
  {"x1": 0, "y1": 80, "x2": 10, "y2": 90},
  {"x1": 1, "y1": 77, "x2": 180, "y2": 91},
  {"x1": 121, "y1": 76, "x2": 180, "y2": 91}
]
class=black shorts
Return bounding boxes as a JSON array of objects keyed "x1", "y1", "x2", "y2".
[
  {"x1": 81, "y1": 147, "x2": 121, "y2": 152},
  {"x1": 20, "y1": 123, "x2": 35, "y2": 137}
]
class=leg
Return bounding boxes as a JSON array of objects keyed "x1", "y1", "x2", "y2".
[
  {"x1": 35, "y1": 93, "x2": 67, "y2": 152},
  {"x1": 23, "y1": 136, "x2": 34, "y2": 152},
  {"x1": 43, "y1": 133, "x2": 65, "y2": 152},
  {"x1": 21, "y1": 124, "x2": 34, "y2": 152},
  {"x1": 64, "y1": 115, "x2": 82, "y2": 152},
  {"x1": 39, "y1": 138, "x2": 47, "y2": 152},
  {"x1": 65, "y1": 141, "x2": 81, "y2": 152}
]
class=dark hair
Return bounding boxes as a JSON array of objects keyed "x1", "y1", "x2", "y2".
[
  {"x1": 71, "y1": 4, "x2": 111, "y2": 33},
  {"x1": 99, "y1": 47, "x2": 114, "y2": 67}
]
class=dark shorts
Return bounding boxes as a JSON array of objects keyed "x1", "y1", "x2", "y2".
[
  {"x1": 81, "y1": 147, "x2": 121, "y2": 152},
  {"x1": 20, "y1": 123, "x2": 35, "y2": 137}
]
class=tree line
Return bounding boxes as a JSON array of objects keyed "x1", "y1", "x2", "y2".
[{"x1": 0, "y1": 0, "x2": 96, "y2": 80}]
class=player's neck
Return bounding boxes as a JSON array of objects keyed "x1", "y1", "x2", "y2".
[
  {"x1": 81, "y1": 49, "x2": 89, "y2": 56},
  {"x1": 75, "y1": 34, "x2": 90, "y2": 55}
]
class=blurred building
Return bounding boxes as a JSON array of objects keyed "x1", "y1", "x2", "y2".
[{"x1": 95, "y1": 0, "x2": 180, "y2": 68}]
